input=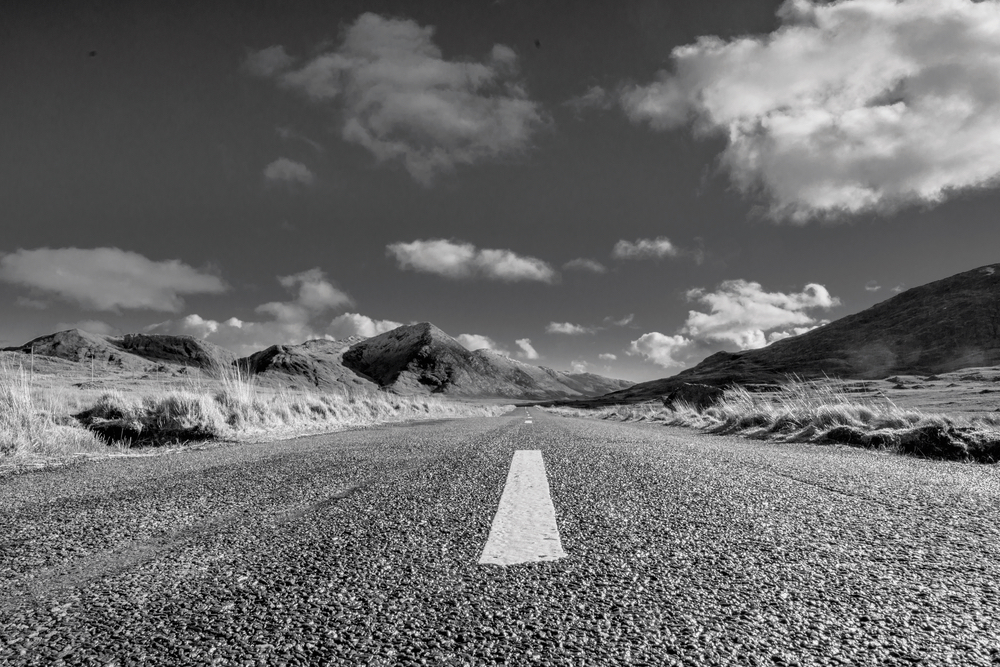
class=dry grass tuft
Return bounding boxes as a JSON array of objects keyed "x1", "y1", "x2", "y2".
[
  {"x1": 1, "y1": 360, "x2": 507, "y2": 458},
  {"x1": 545, "y1": 378, "x2": 1000, "y2": 463}
]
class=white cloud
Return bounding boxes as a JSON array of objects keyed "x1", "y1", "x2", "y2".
[
  {"x1": 147, "y1": 269, "x2": 351, "y2": 356},
  {"x1": 605, "y1": 314, "x2": 634, "y2": 327},
  {"x1": 457, "y1": 333, "x2": 509, "y2": 356},
  {"x1": 329, "y1": 313, "x2": 402, "y2": 339},
  {"x1": 612, "y1": 237, "x2": 678, "y2": 260},
  {"x1": 628, "y1": 333, "x2": 692, "y2": 369},
  {"x1": 0, "y1": 247, "x2": 227, "y2": 312},
  {"x1": 263, "y1": 158, "x2": 315, "y2": 185},
  {"x1": 245, "y1": 45, "x2": 294, "y2": 77},
  {"x1": 515, "y1": 338, "x2": 539, "y2": 360},
  {"x1": 892, "y1": 284, "x2": 905, "y2": 293},
  {"x1": 254, "y1": 13, "x2": 544, "y2": 185},
  {"x1": 570, "y1": 360, "x2": 589, "y2": 374},
  {"x1": 683, "y1": 280, "x2": 839, "y2": 350},
  {"x1": 546, "y1": 322, "x2": 595, "y2": 335},
  {"x1": 56, "y1": 320, "x2": 114, "y2": 336},
  {"x1": 864, "y1": 280, "x2": 881, "y2": 292},
  {"x1": 599, "y1": 353, "x2": 617, "y2": 361},
  {"x1": 564, "y1": 85, "x2": 613, "y2": 114},
  {"x1": 386, "y1": 239, "x2": 556, "y2": 283},
  {"x1": 563, "y1": 258, "x2": 607, "y2": 273},
  {"x1": 621, "y1": 0, "x2": 1000, "y2": 221}
]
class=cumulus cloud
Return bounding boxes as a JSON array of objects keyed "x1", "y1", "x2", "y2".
[
  {"x1": 0, "y1": 247, "x2": 227, "y2": 312},
  {"x1": 683, "y1": 280, "x2": 839, "y2": 350},
  {"x1": 328, "y1": 313, "x2": 402, "y2": 339},
  {"x1": 457, "y1": 333, "x2": 509, "y2": 356},
  {"x1": 263, "y1": 158, "x2": 315, "y2": 185},
  {"x1": 865, "y1": 280, "x2": 882, "y2": 292},
  {"x1": 621, "y1": 0, "x2": 1000, "y2": 221},
  {"x1": 546, "y1": 322, "x2": 595, "y2": 335},
  {"x1": 386, "y1": 239, "x2": 556, "y2": 283},
  {"x1": 612, "y1": 237, "x2": 678, "y2": 260},
  {"x1": 515, "y1": 338, "x2": 539, "y2": 360},
  {"x1": 628, "y1": 333, "x2": 692, "y2": 369},
  {"x1": 56, "y1": 320, "x2": 114, "y2": 336},
  {"x1": 599, "y1": 353, "x2": 617, "y2": 361},
  {"x1": 569, "y1": 360, "x2": 589, "y2": 374},
  {"x1": 147, "y1": 269, "x2": 351, "y2": 355},
  {"x1": 563, "y1": 258, "x2": 607, "y2": 273},
  {"x1": 249, "y1": 13, "x2": 544, "y2": 185}
]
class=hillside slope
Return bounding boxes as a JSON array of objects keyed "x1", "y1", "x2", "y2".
[
  {"x1": 3, "y1": 330, "x2": 235, "y2": 371},
  {"x1": 598, "y1": 263, "x2": 1000, "y2": 403},
  {"x1": 237, "y1": 338, "x2": 375, "y2": 390}
]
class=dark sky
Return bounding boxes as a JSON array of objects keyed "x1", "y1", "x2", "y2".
[{"x1": 2, "y1": 0, "x2": 998, "y2": 381}]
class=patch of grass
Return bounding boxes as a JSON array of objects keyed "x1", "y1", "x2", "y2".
[
  {"x1": 2, "y1": 360, "x2": 508, "y2": 457},
  {"x1": 544, "y1": 378, "x2": 1000, "y2": 463}
]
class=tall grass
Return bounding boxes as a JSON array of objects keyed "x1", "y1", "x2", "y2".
[
  {"x1": 546, "y1": 379, "x2": 1000, "y2": 463},
  {"x1": 0, "y1": 361, "x2": 108, "y2": 457},
  {"x1": 2, "y1": 361, "x2": 507, "y2": 457}
]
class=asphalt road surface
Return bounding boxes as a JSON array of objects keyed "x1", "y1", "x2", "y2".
[{"x1": 2, "y1": 409, "x2": 999, "y2": 666}]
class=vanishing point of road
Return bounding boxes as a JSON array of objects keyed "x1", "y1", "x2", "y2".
[{"x1": 2, "y1": 409, "x2": 998, "y2": 666}]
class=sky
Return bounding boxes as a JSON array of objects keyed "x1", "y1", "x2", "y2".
[{"x1": 2, "y1": 0, "x2": 999, "y2": 383}]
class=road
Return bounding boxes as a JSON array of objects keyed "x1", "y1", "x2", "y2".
[{"x1": 2, "y1": 409, "x2": 999, "y2": 666}]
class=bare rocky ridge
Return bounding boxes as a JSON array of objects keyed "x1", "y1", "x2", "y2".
[
  {"x1": 595, "y1": 262, "x2": 1000, "y2": 404},
  {"x1": 342, "y1": 322, "x2": 634, "y2": 398}
]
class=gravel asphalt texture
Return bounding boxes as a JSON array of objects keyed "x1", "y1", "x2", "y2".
[{"x1": 2, "y1": 409, "x2": 999, "y2": 666}]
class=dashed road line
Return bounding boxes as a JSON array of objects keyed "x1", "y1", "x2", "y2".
[{"x1": 479, "y1": 450, "x2": 565, "y2": 566}]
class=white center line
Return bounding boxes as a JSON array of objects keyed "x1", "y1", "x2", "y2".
[{"x1": 478, "y1": 450, "x2": 566, "y2": 566}]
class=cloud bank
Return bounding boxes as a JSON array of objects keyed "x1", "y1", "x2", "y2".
[
  {"x1": 249, "y1": 13, "x2": 544, "y2": 185},
  {"x1": 683, "y1": 280, "x2": 838, "y2": 350},
  {"x1": 621, "y1": 0, "x2": 1000, "y2": 220},
  {"x1": 148, "y1": 268, "x2": 352, "y2": 355},
  {"x1": 387, "y1": 239, "x2": 556, "y2": 283},
  {"x1": 0, "y1": 247, "x2": 227, "y2": 312}
]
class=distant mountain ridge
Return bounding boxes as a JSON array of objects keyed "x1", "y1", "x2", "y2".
[
  {"x1": 5, "y1": 323, "x2": 633, "y2": 400},
  {"x1": 597, "y1": 262, "x2": 1000, "y2": 404},
  {"x1": 3, "y1": 330, "x2": 235, "y2": 371},
  {"x1": 342, "y1": 323, "x2": 633, "y2": 398}
]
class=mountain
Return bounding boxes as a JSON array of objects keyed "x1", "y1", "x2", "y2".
[
  {"x1": 341, "y1": 322, "x2": 634, "y2": 398},
  {"x1": 598, "y1": 263, "x2": 1000, "y2": 403},
  {"x1": 2, "y1": 330, "x2": 235, "y2": 371},
  {"x1": 236, "y1": 337, "x2": 375, "y2": 390}
]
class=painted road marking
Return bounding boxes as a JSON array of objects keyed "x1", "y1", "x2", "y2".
[
  {"x1": 478, "y1": 450, "x2": 566, "y2": 566},
  {"x1": 524, "y1": 420, "x2": 532, "y2": 424}
]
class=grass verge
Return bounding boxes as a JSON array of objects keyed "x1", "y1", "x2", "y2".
[
  {"x1": 2, "y1": 361, "x2": 507, "y2": 458},
  {"x1": 545, "y1": 378, "x2": 1000, "y2": 463}
]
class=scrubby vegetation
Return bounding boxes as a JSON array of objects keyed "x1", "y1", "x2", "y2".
[
  {"x1": 1, "y1": 361, "x2": 506, "y2": 458},
  {"x1": 546, "y1": 379, "x2": 1000, "y2": 463}
]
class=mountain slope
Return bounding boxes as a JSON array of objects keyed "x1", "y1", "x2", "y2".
[
  {"x1": 2, "y1": 330, "x2": 235, "y2": 371},
  {"x1": 600, "y1": 263, "x2": 1000, "y2": 403},
  {"x1": 237, "y1": 337, "x2": 375, "y2": 390},
  {"x1": 341, "y1": 322, "x2": 633, "y2": 398}
]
